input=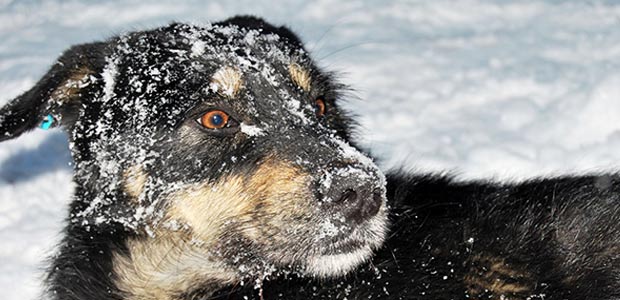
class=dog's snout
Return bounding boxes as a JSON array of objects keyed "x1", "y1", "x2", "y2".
[{"x1": 318, "y1": 163, "x2": 384, "y2": 223}]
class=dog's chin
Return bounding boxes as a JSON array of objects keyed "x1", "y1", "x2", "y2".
[
  {"x1": 303, "y1": 244, "x2": 376, "y2": 278},
  {"x1": 302, "y1": 212, "x2": 389, "y2": 278}
]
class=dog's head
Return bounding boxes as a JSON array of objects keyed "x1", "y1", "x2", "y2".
[{"x1": 0, "y1": 16, "x2": 388, "y2": 288}]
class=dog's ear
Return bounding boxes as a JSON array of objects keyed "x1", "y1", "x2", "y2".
[{"x1": 0, "y1": 42, "x2": 107, "y2": 142}]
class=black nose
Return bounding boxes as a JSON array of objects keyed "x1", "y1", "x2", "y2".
[
  {"x1": 333, "y1": 188, "x2": 383, "y2": 223},
  {"x1": 319, "y1": 163, "x2": 384, "y2": 223}
]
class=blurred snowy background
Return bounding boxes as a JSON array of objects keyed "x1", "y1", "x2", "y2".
[{"x1": 1, "y1": 0, "x2": 620, "y2": 299}]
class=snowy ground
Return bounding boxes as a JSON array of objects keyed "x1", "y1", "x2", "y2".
[{"x1": 1, "y1": 0, "x2": 620, "y2": 299}]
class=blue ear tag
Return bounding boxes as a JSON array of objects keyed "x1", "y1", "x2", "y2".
[{"x1": 40, "y1": 114, "x2": 54, "y2": 130}]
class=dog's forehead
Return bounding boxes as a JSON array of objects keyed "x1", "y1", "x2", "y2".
[{"x1": 105, "y1": 23, "x2": 317, "y2": 128}]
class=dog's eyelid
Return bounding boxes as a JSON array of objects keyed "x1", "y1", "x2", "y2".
[
  {"x1": 185, "y1": 100, "x2": 239, "y2": 120},
  {"x1": 227, "y1": 118, "x2": 240, "y2": 127}
]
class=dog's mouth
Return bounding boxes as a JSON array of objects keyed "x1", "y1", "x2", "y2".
[{"x1": 315, "y1": 224, "x2": 386, "y2": 258}]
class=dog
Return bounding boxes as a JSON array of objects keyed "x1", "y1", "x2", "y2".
[{"x1": 1, "y1": 16, "x2": 619, "y2": 300}]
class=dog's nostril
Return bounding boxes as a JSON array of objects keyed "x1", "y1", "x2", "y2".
[
  {"x1": 326, "y1": 160, "x2": 359, "y2": 171},
  {"x1": 337, "y1": 189, "x2": 358, "y2": 204},
  {"x1": 364, "y1": 190, "x2": 384, "y2": 218},
  {"x1": 372, "y1": 190, "x2": 383, "y2": 203}
]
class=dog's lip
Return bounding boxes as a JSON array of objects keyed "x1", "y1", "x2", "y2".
[
  {"x1": 317, "y1": 220, "x2": 384, "y2": 253},
  {"x1": 319, "y1": 239, "x2": 366, "y2": 256}
]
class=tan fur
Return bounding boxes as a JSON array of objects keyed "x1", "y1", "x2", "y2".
[
  {"x1": 123, "y1": 165, "x2": 148, "y2": 200},
  {"x1": 167, "y1": 175, "x2": 252, "y2": 243},
  {"x1": 239, "y1": 158, "x2": 314, "y2": 241},
  {"x1": 113, "y1": 158, "x2": 313, "y2": 299},
  {"x1": 464, "y1": 255, "x2": 533, "y2": 299},
  {"x1": 288, "y1": 63, "x2": 311, "y2": 91},
  {"x1": 50, "y1": 66, "x2": 94, "y2": 103},
  {"x1": 210, "y1": 66, "x2": 243, "y2": 97},
  {"x1": 113, "y1": 234, "x2": 236, "y2": 300},
  {"x1": 167, "y1": 158, "x2": 312, "y2": 242}
]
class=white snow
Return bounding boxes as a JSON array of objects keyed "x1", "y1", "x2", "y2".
[
  {"x1": 191, "y1": 40, "x2": 207, "y2": 57},
  {"x1": 1, "y1": 1, "x2": 620, "y2": 299},
  {"x1": 101, "y1": 56, "x2": 119, "y2": 104},
  {"x1": 240, "y1": 123, "x2": 265, "y2": 137}
]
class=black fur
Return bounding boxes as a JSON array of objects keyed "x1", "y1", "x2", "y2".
[{"x1": 1, "y1": 16, "x2": 619, "y2": 300}]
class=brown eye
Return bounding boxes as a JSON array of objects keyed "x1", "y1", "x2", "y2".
[
  {"x1": 199, "y1": 110, "x2": 229, "y2": 129},
  {"x1": 314, "y1": 98, "x2": 326, "y2": 117}
]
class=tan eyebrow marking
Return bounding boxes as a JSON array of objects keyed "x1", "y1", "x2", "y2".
[
  {"x1": 210, "y1": 67, "x2": 243, "y2": 97},
  {"x1": 288, "y1": 63, "x2": 311, "y2": 91},
  {"x1": 123, "y1": 165, "x2": 148, "y2": 201}
]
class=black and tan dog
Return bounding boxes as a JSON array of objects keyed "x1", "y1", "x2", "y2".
[{"x1": 1, "y1": 16, "x2": 619, "y2": 300}]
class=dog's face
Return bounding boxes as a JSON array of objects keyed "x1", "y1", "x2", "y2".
[{"x1": 0, "y1": 17, "x2": 388, "y2": 286}]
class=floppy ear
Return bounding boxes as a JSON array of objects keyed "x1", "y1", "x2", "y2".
[{"x1": 0, "y1": 42, "x2": 107, "y2": 142}]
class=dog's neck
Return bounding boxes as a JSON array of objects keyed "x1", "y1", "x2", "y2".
[{"x1": 111, "y1": 233, "x2": 238, "y2": 300}]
